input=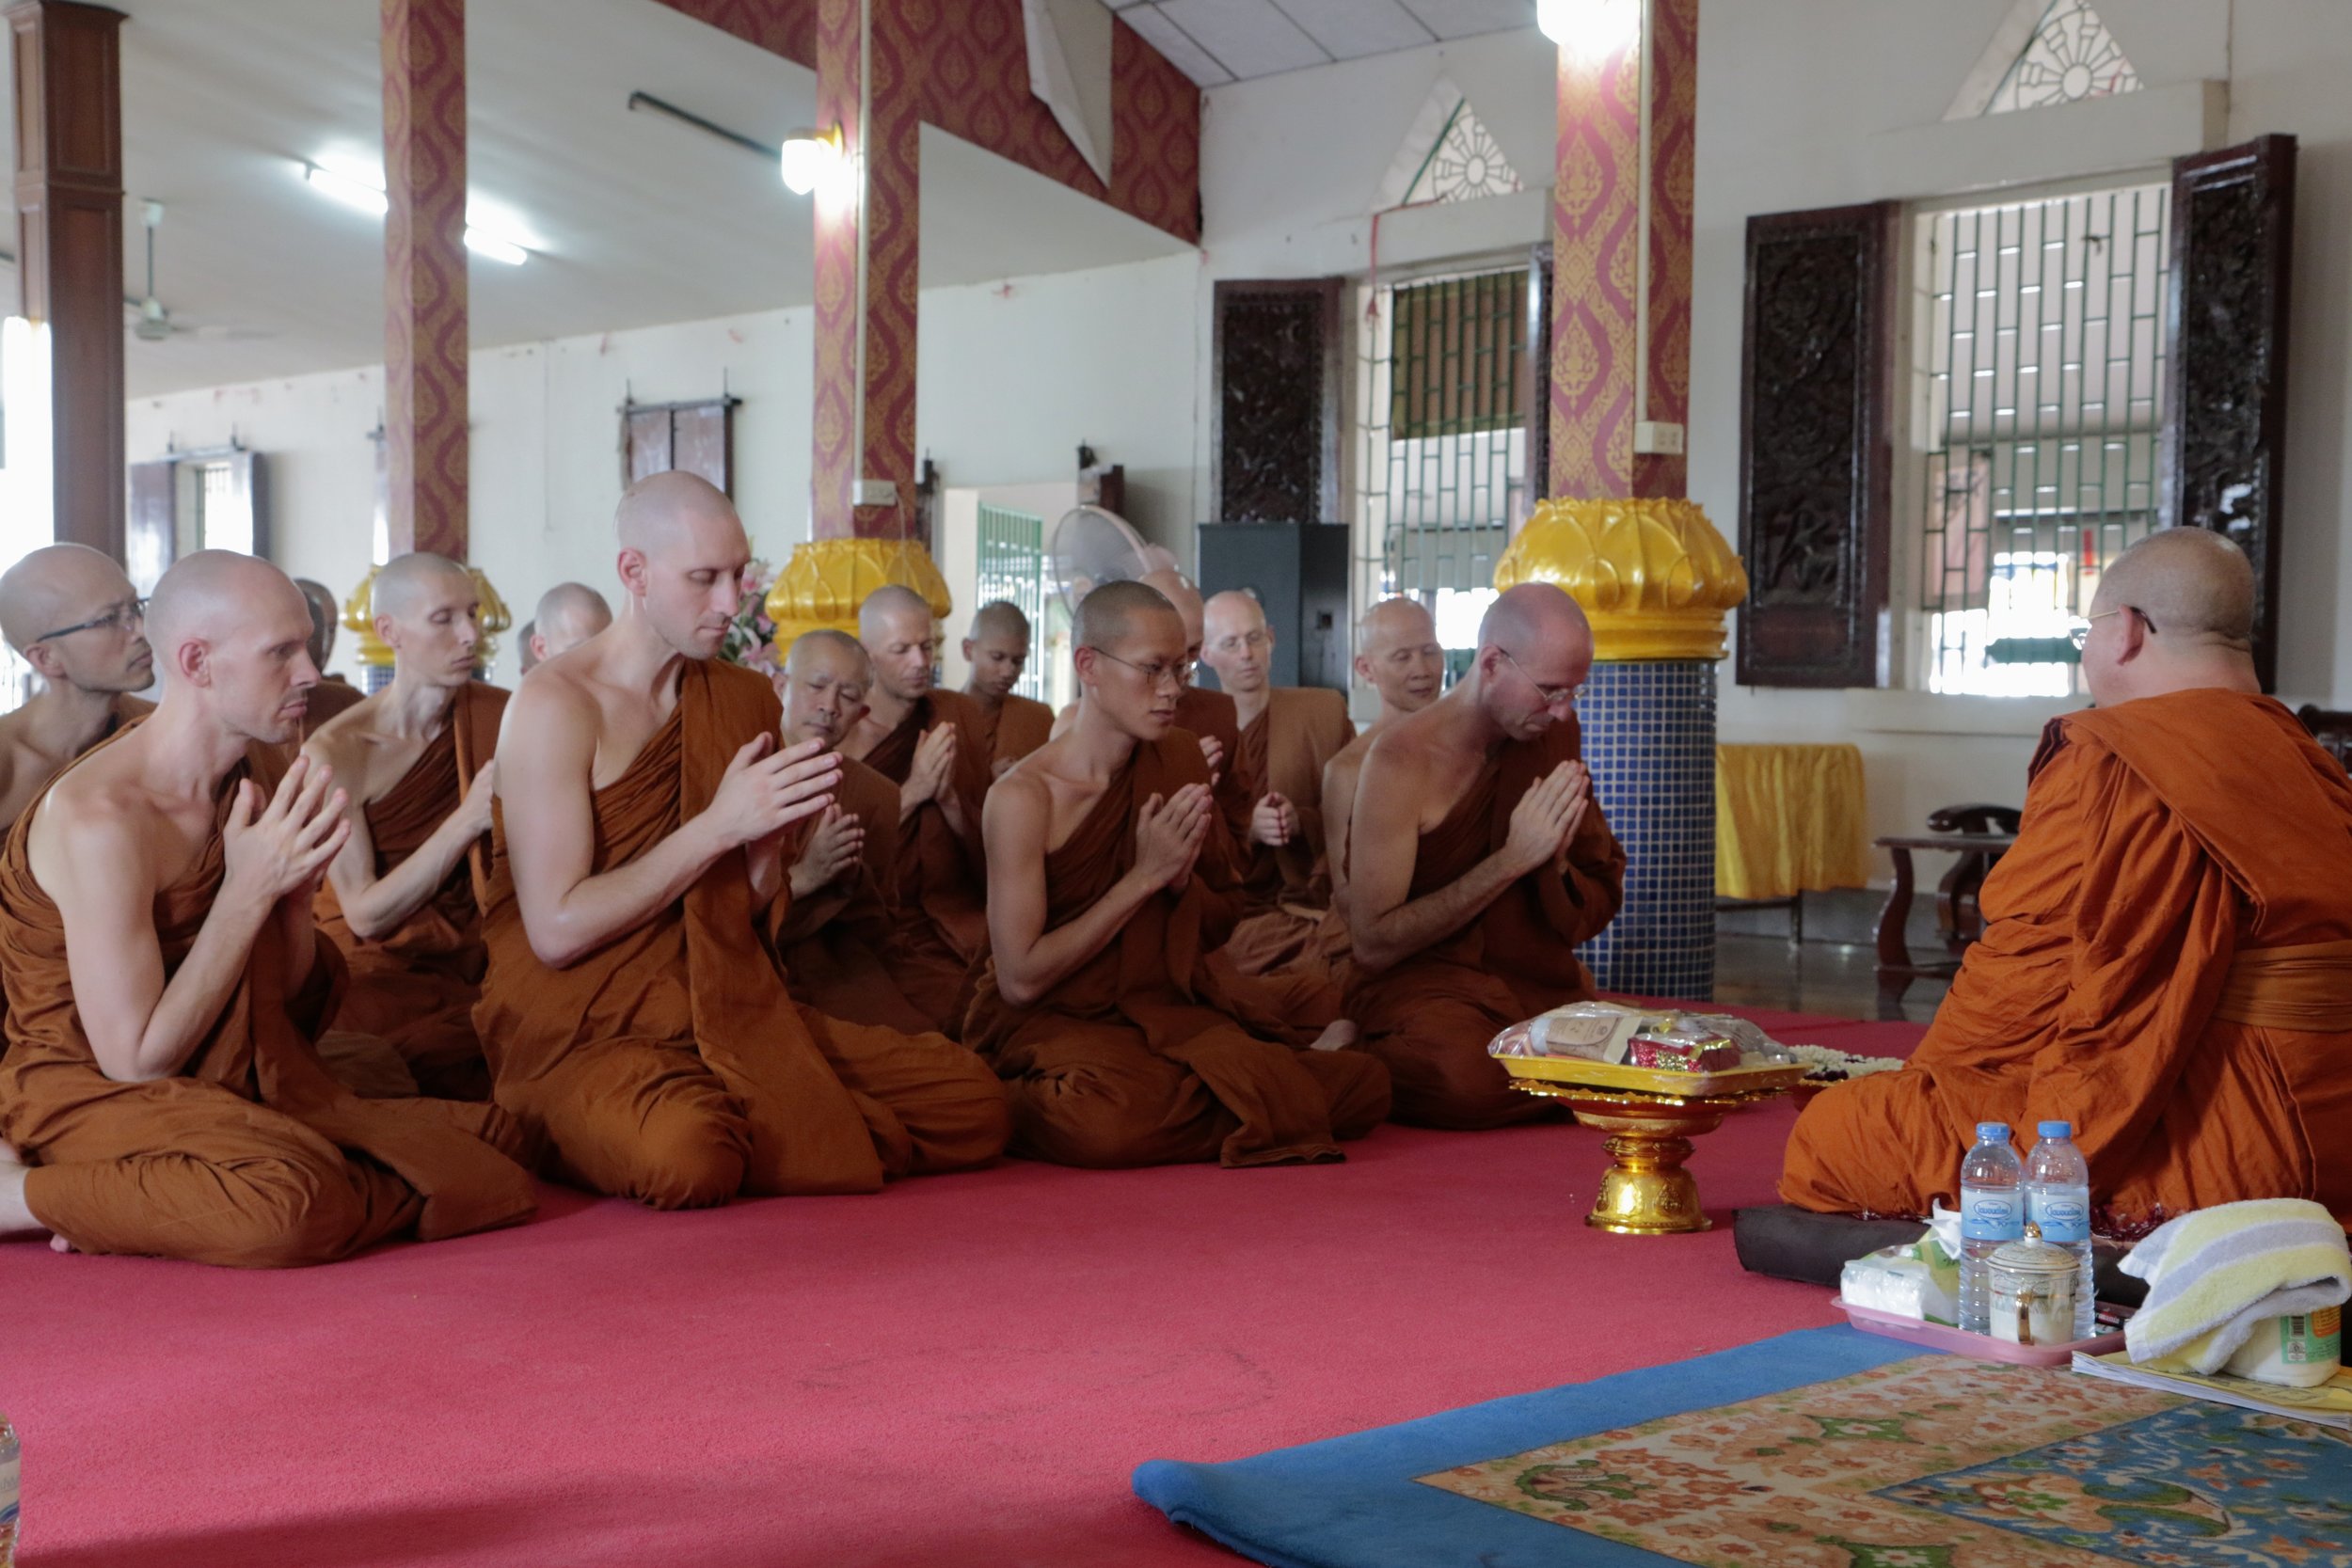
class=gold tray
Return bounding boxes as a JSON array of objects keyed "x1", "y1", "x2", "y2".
[{"x1": 1497, "y1": 1053, "x2": 1808, "y2": 1100}]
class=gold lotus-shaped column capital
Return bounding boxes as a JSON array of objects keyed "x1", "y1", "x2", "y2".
[
  {"x1": 764, "y1": 537, "x2": 953, "y2": 648},
  {"x1": 343, "y1": 562, "x2": 514, "y2": 670},
  {"x1": 1493, "y1": 497, "x2": 1749, "y2": 662}
]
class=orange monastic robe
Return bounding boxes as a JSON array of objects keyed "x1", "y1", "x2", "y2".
[
  {"x1": 1783, "y1": 690, "x2": 2352, "y2": 1231},
  {"x1": 962, "y1": 730, "x2": 1391, "y2": 1168},
  {"x1": 472, "y1": 660, "x2": 1007, "y2": 1209},
  {"x1": 1344, "y1": 716, "x2": 1626, "y2": 1129},
  {"x1": 1219, "y1": 687, "x2": 1355, "y2": 976},
  {"x1": 859, "y1": 689, "x2": 993, "y2": 1034},
  {"x1": 313, "y1": 681, "x2": 505, "y2": 1101},
  {"x1": 1176, "y1": 685, "x2": 1254, "y2": 851},
  {"x1": 0, "y1": 738, "x2": 535, "y2": 1266},
  {"x1": 301, "y1": 675, "x2": 366, "y2": 739},
  {"x1": 977, "y1": 692, "x2": 1055, "y2": 774},
  {"x1": 771, "y1": 753, "x2": 936, "y2": 1037}
]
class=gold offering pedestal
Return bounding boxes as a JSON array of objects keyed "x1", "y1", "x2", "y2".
[{"x1": 1509, "y1": 1077, "x2": 1795, "y2": 1236}]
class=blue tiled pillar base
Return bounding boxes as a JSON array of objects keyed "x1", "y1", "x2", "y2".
[
  {"x1": 1573, "y1": 659, "x2": 1717, "y2": 999},
  {"x1": 364, "y1": 664, "x2": 392, "y2": 694}
]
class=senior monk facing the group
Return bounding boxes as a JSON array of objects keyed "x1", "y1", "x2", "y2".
[
  {"x1": 1322, "y1": 596, "x2": 1447, "y2": 908},
  {"x1": 961, "y1": 600, "x2": 1054, "y2": 778},
  {"x1": 966, "y1": 579, "x2": 1389, "y2": 1168},
  {"x1": 1785, "y1": 529, "x2": 2352, "y2": 1230},
  {"x1": 305, "y1": 553, "x2": 505, "y2": 1101},
  {"x1": 0, "y1": 551, "x2": 535, "y2": 1266},
  {"x1": 1345, "y1": 583, "x2": 1625, "y2": 1129},
  {"x1": 769, "y1": 629, "x2": 937, "y2": 1037},
  {"x1": 476, "y1": 473, "x2": 1005, "y2": 1207},
  {"x1": 846, "y1": 585, "x2": 993, "y2": 1034},
  {"x1": 0, "y1": 545, "x2": 155, "y2": 832},
  {"x1": 1199, "y1": 589, "x2": 1353, "y2": 976}
]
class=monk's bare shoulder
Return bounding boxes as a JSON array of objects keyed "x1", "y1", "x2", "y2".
[
  {"x1": 301, "y1": 691, "x2": 387, "y2": 780},
  {"x1": 492, "y1": 657, "x2": 603, "y2": 784}
]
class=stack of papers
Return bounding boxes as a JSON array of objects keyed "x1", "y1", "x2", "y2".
[{"x1": 2071, "y1": 1350, "x2": 2352, "y2": 1431}]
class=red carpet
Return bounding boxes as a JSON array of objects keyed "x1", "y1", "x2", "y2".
[{"x1": 0, "y1": 1010, "x2": 1921, "y2": 1568}]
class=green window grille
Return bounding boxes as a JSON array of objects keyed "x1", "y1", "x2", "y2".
[
  {"x1": 975, "y1": 502, "x2": 1047, "y2": 702},
  {"x1": 1916, "y1": 182, "x2": 2169, "y2": 696}
]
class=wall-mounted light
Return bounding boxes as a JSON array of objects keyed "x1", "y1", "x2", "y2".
[
  {"x1": 1537, "y1": 0, "x2": 1641, "y2": 62},
  {"x1": 298, "y1": 162, "x2": 532, "y2": 264},
  {"x1": 778, "y1": 124, "x2": 844, "y2": 196}
]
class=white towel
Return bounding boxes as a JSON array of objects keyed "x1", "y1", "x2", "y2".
[{"x1": 2121, "y1": 1198, "x2": 2352, "y2": 1372}]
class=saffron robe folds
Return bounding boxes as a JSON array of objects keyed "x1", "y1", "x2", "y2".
[
  {"x1": 771, "y1": 753, "x2": 936, "y2": 1037},
  {"x1": 962, "y1": 730, "x2": 1390, "y2": 1168},
  {"x1": 859, "y1": 689, "x2": 993, "y2": 1034},
  {"x1": 472, "y1": 660, "x2": 1007, "y2": 1208},
  {"x1": 313, "y1": 681, "x2": 505, "y2": 1101},
  {"x1": 1343, "y1": 717, "x2": 1626, "y2": 1129},
  {"x1": 977, "y1": 692, "x2": 1055, "y2": 774},
  {"x1": 1782, "y1": 690, "x2": 2352, "y2": 1231},
  {"x1": 1218, "y1": 687, "x2": 1355, "y2": 978},
  {"x1": 0, "y1": 737, "x2": 535, "y2": 1267}
]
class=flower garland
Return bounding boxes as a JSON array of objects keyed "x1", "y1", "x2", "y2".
[{"x1": 721, "y1": 557, "x2": 778, "y2": 671}]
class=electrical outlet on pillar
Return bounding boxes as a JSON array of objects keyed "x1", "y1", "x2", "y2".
[
  {"x1": 854, "y1": 480, "x2": 899, "y2": 508},
  {"x1": 1633, "y1": 421, "x2": 1686, "y2": 456}
]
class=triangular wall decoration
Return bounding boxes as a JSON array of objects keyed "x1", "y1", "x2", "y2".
[
  {"x1": 1374, "y1": 76, "x2": 1522, "y2": 213},
  {"x1": 1946, "y1": 0, "x2": 2142, "y2": 120}
]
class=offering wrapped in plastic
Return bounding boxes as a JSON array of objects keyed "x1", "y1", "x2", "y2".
[{"x1": 1488, "y1": 1002, "x2": 1806, "y2": 1096}]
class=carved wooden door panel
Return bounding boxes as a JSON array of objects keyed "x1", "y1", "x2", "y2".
[
  {"x1": 1212, "y1": 278, "x2": 1343, "y2": 524},
  {"x1": 1735, "y1": 201, "x2": 1898, "y2": 688},
  {"x1": 2167, "y1": 135, "x2": 2296, "y2": 692}
]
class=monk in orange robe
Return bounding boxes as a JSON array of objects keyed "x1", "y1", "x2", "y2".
[
  {"x1": 294, "y1": 578, "x2": 366, "y2": 738},
  {"x1": 769, "y1": 629, "x2": 936, "y2": 1037},
  {"x1": 0, "y1": 545, "x2": 155, "y2": 831},
  {"x1": 476, "y1": 473, "x2": 1006, "y2": 1208},
  {"x1": 1322, "y1": 597, "x2": 1447, "y2": 913},
  {"x1": 1345, "y1": 583, "x2": 1625, "y2": 1129},
  {"x1": 961, "y1": 599, "x2": 1055, "y2": 778},
  {"x1": 1199, "y1": 589, "x2": 1355, "y2": 976},
  {"x1": 527, "y1": 582, "x2": 612, "y2": 670},
  {"x1": 306, "y1": 553, "x2": 505, "y2": 1101},
  {"x1": 968, "y1": 579, "x2": 1389, "y2": 1168},
  {"x1": 0, "y1": 551, "x2": 534, "y2": 1266},
  {"x1": 846, "y1": 584, "x2": 993, "y2": 1034},
  {"x1": 1784, "y1": 530, "x2": 2352, "y2": 1230}
]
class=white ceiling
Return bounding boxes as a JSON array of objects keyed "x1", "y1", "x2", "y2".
[
  {"x1": 1112, "y1": 0, "x2": 1537, "y2": 86},
  {"x1": 0, "y1": 0, "x2": 1192, "y2": 398}
]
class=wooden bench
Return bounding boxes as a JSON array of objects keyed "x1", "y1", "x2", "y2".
[{"x1": 1874, "y1": 803, "x2": 2020, "y2": 1004}]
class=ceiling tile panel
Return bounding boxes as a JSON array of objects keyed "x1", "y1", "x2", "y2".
[
  {"x1": 1400, "y1": 0, "x2": 1541, "y2": 42},
  {"x1": 1119, "y1": 3, "x2": 1236, "y2": 85},
  {"x1": 1272, "y1": 0, "x2": 1437, "y2": 61},
  {"x1": 1158, "y1": 0, "x2": 1333, "y2": 80}
]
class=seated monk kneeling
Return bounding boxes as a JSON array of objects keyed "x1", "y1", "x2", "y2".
[
  {"x1": 1784, "y1": 530, "x2": 2352, "y2": 1229},
  {"x1": 1345, "y1": 583, "x2": 1625, "y2": 1129},
  {"x1": 475, "y1": 472, "x2": 1007, "y2": 1207},
  {"x1": 306, "y1": 552, "x2": 505, "y2": 1101},
  {"x1": 0, "y1": 552, "x2": 535, "y2": 1266},
  {"x1": 967, "y1": 580, "x2": 1390, "y2": 1168}
]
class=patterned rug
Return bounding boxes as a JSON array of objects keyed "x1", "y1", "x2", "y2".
[{"x1": 1135, "y1": 1328, "x2": 2352, "y2": 1568}]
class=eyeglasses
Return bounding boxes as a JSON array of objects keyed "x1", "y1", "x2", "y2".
[
  {"x1": 1211, "y1": 630, "x2": 1272, "y2": 653},
  {"x1": 1500, "y1": 647, "x2": 1580, "y2": 707},
  {"x1": 33, "y1": 598, "x2": 146, "y2": 643},
  {"x1": 1086, "y1": 646, "x2": 1184, "y2": 690},
  {"x1": 2067, "y1": 606, "x2": 2155, "y2": 652}
]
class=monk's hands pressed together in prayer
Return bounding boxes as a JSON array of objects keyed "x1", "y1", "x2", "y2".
[
  {"x1": 1501, "y1": 761, "x2": 1588, "y2": 878},
  {"x1": 789, "y1": 803, "x2": 866, "y2": 899},
  {"x1": 1134, "y1": 782, "x2": 1213, "y2": 893},
  {"x1": 709, "y1": 732, "x2": 840, "y2": 851},
  {"x1": 1248, "y1": 791, "x2": 1298, "y2": 848},
  {"x1": 224, "y1": 752, "x2": 353, "y2": 915},
  {"x1": 898, "y1": 722, "x2": 958, "y2": 819},
  {"x1": 1197, "y1": 731, "x2": 1224, "y2": 783}
]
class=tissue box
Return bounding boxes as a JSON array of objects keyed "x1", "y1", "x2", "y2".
[{"x1": 1840, "y1": 1243, "x2": 1960, "y2": 1327}]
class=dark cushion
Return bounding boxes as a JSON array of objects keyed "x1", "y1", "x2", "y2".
[{"x1": 1732, "y1": 1204, "x2": 2148, "y2": 1307}]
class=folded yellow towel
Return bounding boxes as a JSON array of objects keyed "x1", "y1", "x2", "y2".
[{"x1": 2121, "y1": 1198, "x2": 2352, "y2": 1373}]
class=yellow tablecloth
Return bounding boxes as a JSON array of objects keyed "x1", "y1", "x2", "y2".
[{"x1": 1715, "y1": 743, "x2": 1868, "y2": 901}]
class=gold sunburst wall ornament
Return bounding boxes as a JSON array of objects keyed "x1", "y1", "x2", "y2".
[{"x1": 1493, "y1": 497, "x2": 1748, "y2": 661}]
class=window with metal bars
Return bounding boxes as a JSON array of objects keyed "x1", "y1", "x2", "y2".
[
  {"x1": 1355, "y1": 265, "x2": 1530, "y2": 674},
  {"x1": 1914, "y1": 181, "x2": 2169, "y2": 696},
  {"x1": 974, "y1": 502, "x2": 1048, "y2": 702}
]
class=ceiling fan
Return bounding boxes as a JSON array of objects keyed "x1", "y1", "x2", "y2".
[{"x1": 124, "y1": 200, "x2": 268, "y2": 343}]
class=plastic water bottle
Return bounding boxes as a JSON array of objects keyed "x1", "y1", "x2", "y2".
[
  {"x1": 2025, "y1": 1120, "x2": 2097, "y2": 1340},
  {"x1": 1959, "y1": 1121, "x2": 2025, "y2": 1335},
  {"x1": 1, "y1": 1412, "x2": 17, "y2": 1568}
]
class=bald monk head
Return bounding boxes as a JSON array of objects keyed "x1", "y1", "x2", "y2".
[
  {"x1": 1200, "y1": 591, "x2": 1274, "y2": 700},
  {"x1": 2079, "y1": 529, "x2": 2263, "y2": 709},
  {"x1": 780, "y1": 629, "x2": 873, "y2": 752},
  {"x1": 1137, "y1": 567, "x2": 1204, "y2": 682},
  {"x1": 146, "y1": 550, "x2": 322, "y2": 745},
  {"x1": 961, "y1": 600, "x2": 1032, "y2": 704},
  {"x1": 1465, "y1": 583, "x2": 1593, "y2": 744},
  {"x1": 1073, "y1": 580, "x2": 1185, "y2": 741},
  {"x1": 371, "y1": 553, "x2": 481, "y2": 689},
  {"x1": 858, "y1": 584, "x2": 940, "y2": 705},
  {"x1": 613, "y1": 471, "x2": 750, "y2": 661},
  {"x1": 0, "y1": 544, "x2": 153, "y2": 697},
  {"x1": 530, "y1": 582, "x2": 613, "y2": 667},
  {"x1": 1356, "y1": 597, "x2": 1444, "y2": 717},
  {"x1": 294, "y1": 578, "x2": 341, "y2": 673}
]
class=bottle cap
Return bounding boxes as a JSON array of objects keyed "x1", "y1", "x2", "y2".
[
  {"x1": 1976, "y1": 1121, "x2": 2011, "y2": 1143},
  {"x1": 2037, "y1": 1120, "x2": 2073, "y2": 1139}
]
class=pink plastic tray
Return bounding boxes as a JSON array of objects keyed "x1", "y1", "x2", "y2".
[{"x1": 1834, "y1": 1297, "x2": 2127, "y2": 1367}]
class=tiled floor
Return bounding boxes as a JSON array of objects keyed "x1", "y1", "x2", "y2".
[{"x1": 1712, "y1": 890, "x2": 1952, "y2": 1023}]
